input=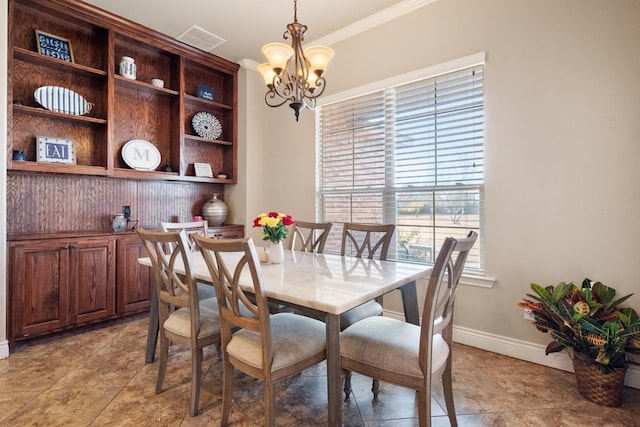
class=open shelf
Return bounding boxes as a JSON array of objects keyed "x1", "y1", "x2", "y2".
[{"x1": 8, "y1": 0, "x2": 238, "y2": 184}]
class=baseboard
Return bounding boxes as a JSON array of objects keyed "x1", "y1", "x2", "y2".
[
  {"x1": 0, "y1": 339, "x2": 9, "y2": 359},
  {"x1": 383, "y1": 310, "x2": 640, "y2": 389}
]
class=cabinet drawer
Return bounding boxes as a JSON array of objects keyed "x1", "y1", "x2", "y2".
[{"x1": 208, "y1": 225, "x2": 244, "y2": 239}]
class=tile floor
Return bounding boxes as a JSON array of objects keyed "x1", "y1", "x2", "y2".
[{"x1": 1, "y1": 314, "x2": 640, "y2": 426}]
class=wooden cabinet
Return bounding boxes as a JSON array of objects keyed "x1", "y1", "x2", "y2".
[
  {"x1": 9, "y1": 236, "x2": 115, "y2": 341},
  {"x1": 116, "y1": 234, "x2": 153, "y2": 315},
  {"x1": 7, "y1": 227, "x2": 243, "y2": 345},
  {"x1": 8, "y1": 0, "x2": 238, "y2": 183}
]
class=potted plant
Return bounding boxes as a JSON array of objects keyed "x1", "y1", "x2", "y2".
[{"x1": 518, "y1": 278, "x2": 640, "y2": 406}]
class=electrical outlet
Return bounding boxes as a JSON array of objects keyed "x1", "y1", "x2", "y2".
[{"x1": 523, "y1": 308, "x2": 535, "y2": 321}]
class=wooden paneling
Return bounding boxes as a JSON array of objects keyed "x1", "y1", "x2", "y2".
[
  {"x1": 7, "y1": 173, "x2": 224, "y2": 233},
  {"x1": 136, "y1": 180, "x2": 224, "y2": 228}
]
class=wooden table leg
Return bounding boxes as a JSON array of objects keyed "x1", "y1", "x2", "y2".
[
  {"x1": 145, "y1": 284, "x2": 159, "y2": 364},
  {"x1": 399, "y1": 280, "x2": 420, "y2": 325},
  {"x1": 326, "y1": 313, "x2": 341, "y2": 426}
]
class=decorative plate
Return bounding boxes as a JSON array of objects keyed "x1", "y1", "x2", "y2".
[
  {"x1": 121, "y1": 139, "x2": 161, "y2": 171},
  {"x1": 192, "y1": 111, "x2": 222, "y2": 140},
  {"x1": 34, "y1": 86, "x2": 93, "y2": 115}
]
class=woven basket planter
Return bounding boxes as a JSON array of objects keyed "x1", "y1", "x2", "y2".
[{"x1": 572, "y1": 355, "x2": 627, "y2": 407}]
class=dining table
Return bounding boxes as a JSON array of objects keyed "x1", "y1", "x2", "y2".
[{"x1": 139, "y1": 247, "x2": 432, "y2": 426}]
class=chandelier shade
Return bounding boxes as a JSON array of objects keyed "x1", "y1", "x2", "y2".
[
  {"x1": 304, "y1": 46, "x2": 334, "y2": 75},
  {"x1": 258, "y1": 0, "x2": 334, "y2": 121},
  {"x1": 261, "y1": 43, "x2": 294, "y2": 74}
]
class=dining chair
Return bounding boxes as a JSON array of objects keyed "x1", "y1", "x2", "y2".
[
  {"x1": 160, "y1": 220, "x2": 216, "y2": 300},
  {"x1": 289, "y1": 220, "x2": 333, "y2": 253},
  {"x1": 137, "y1": 228, "x2": 221, "y2": 417},
  {"x1": 339, "y1": 222, "x2": 395, "y2": 330},
  {"x1": 340, "y1": 231, "x2": 478, "y2": 427},
  {"x1": 145, "y1": 221, "x2": 216, "y2": 363},
  {"x1": 193, "y1": 235, "x2": 327, "y2": 427},
  {"x1": 160, "y1": 220, "x2": 209, "y2": 252}
]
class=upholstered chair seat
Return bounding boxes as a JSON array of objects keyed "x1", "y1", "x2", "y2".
[
  {"x1": 227, "y1": 312, "x2": 326, "y2": 371},
  {"x1": 341, "y1": 316, "x2": 449, "y2": 380},
  {"x1": 163, "y1": 297, "x2": 219, "y2": 338}
]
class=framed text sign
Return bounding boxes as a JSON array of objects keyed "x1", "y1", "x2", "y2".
[
  {"x1": 194, "y1": 162, "x2": 213, "y2": 177},
  {"x1": 37, "y1": 136, "x2": 76, "y2": 164},
  {"x1": 35, "y1": 30, "x2": 74, "y2": 63}
]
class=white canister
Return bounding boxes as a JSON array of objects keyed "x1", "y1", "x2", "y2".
[{"x1": 119, "y1": 56, "x2": 137, "y2": 80}]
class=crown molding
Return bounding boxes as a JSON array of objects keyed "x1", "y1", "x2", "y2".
[
  {"x1": 312, "y1": 0, "x2": 438, "y2": 47},
  {"x1": 238, "y1": 0, "x2": 438, "y2": 69}
]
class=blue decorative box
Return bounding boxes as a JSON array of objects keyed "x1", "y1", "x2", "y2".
[{"x1": 197, "y1": 84, "x2": 214, "y2": 101}]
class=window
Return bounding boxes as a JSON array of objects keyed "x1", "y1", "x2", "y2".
[{"x1": 316, "y1": 60, "x2": 484, "y2": 272}]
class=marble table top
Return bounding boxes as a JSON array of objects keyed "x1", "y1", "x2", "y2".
[{"x1": 140, "y1": 248, "x2": 432, "y2": 315}]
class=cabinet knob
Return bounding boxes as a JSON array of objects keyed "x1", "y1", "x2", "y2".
[{"x1": 61, "y1": 243, "x2": 70, "y2": 249}]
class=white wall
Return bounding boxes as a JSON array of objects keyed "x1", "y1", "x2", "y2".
[
  {"x1": 247, "y1": 0, "x2": 640, "y2": 352},
  {"x1": 242, "y1": 68, "x2": 316, "y2": 245}
]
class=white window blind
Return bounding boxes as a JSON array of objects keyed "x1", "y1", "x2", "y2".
[{"x1": 317, "y1": 65, "x2": 484, "y2": 270}]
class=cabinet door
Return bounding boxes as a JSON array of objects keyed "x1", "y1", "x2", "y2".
[
  {"x1": 70, "y1": 238, "x2": 116, "y2": 324},
  {"x1": 9, "y1": 240, "x2": 70, "y2": 339},
  {"x1": 116, "y1": 235, "x2": 152, "y2": 314}
]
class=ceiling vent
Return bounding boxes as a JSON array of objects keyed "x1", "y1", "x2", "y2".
[{"x1": 176, "y1": 25, "x2": 226, "y2": 52}]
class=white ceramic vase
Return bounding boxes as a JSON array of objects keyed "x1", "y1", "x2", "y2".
[
  {"x1": 119, "y1": 56, "x2": 136, "y2": 80},
  {"x1": 268, "y1": 241, "x2": 284, "y2": 264}
]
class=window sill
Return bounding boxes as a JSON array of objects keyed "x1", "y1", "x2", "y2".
[{"x1": 460, "y1": 273, "x2": 495, "y2": 288}]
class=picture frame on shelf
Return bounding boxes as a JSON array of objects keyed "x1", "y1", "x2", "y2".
[
  {"x1": 194, "y1": 162, "x2": 213, "y2": 177},
  {"x1": 197, "y1": 84, "x2": 214, "y2": 101},
  {"x1": 35, "y1": 30, "x2": 74, "y2": 63},
  {"x1": 37, "y1": 136, "x2": 76, "y2": 164}
]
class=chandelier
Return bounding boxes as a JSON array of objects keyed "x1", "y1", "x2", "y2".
[{"x1": 257, "y1": 0, "x2": 335, "y2": 121}]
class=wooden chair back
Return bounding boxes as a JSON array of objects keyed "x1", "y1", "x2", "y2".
[
  {"x1": 160, "y1": 220, "x2": 209, "y2": 251},
  {"x1": 138, "y1": 228, "x2": 200, "y2": 329},
  {"x1": 289, "y1": 220, "x2": 332, "y2": 253},
  {"x1": 420, "y1": 231, "x2": 478, "y2": 367},
  {"x1": 193, "y1": 236, "x2": 270, "y2": 364},
  {"x1": 341, "y1": 223, "x2": 395, "y2": 260}
]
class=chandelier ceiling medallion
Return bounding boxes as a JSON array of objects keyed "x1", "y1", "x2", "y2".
[{"x1": 257, "y1": 0, "x2": 335, "y2": 121}]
